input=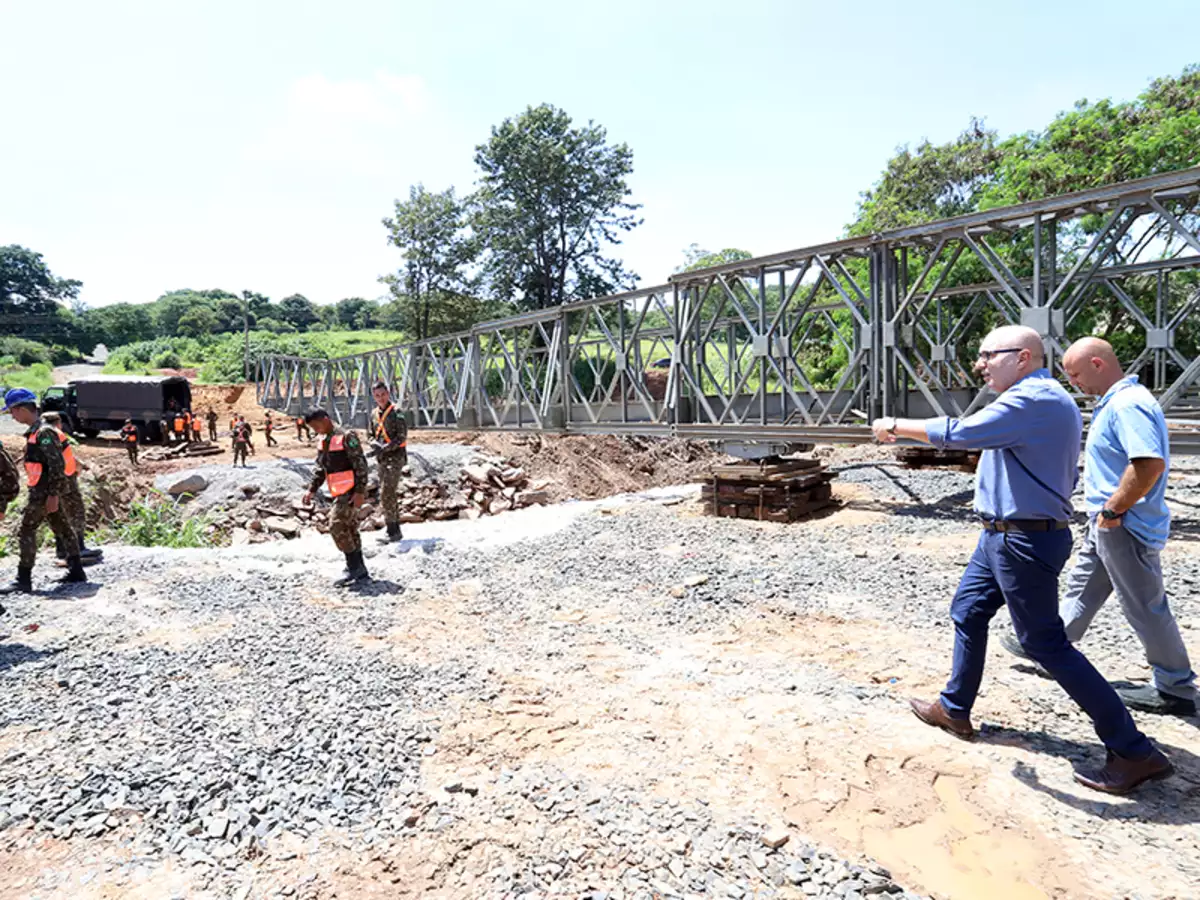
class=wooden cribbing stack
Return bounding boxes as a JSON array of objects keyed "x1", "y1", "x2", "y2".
[
  {"x1": 894, "y1": 447, "x2": 979, "y2": 472},
  {"x1": 702, "y1": 457, "x2": 836, "y2": 522}
]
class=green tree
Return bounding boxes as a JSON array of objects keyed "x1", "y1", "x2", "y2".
[
  {"x1": 381, "y1": 184, "x2": 479, "y2": 340},
  {"x1": 79, "y1": 303, "x2": 155, "y2": 347},
  {"x1": 177, "y1": 305, "x2": 222, "y2": 338},
  {"x1": 278, "y1": 293, "x2": 319, "y2": 330},
  {"x1": 0, "y1": 245, "x2": 82, "y2": 342},
  {"x1": 472, "y1": 104, "x2": 641, "y2": 310}
]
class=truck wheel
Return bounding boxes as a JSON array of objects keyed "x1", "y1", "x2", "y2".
[{"x1": 80, "y1": 428, "x2": 100, "y2": 439}]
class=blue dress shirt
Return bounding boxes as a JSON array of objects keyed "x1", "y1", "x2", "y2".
[
  {"x1": 1085, "y1": 375, "x2": 1170, "y2": 550},
  {"x1": 924, "y1": 369, "x2": 1082, "y2": 521}
]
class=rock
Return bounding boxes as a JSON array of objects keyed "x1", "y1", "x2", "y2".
[
  {"x1": 263, "y1": 517, "x2": 301, "y2": 538},
  {"x1": 516, "y1": 490, "x2": 550, "y2": 506},
  {"x1": 682, "y1": 574, "x2": 709, "y2": 587},
  {"x1": 762, "y1": 826, "x2": 790, "y2": 849},
  {"x1": 458, "y1": 508, "x2": 481, "y2": 521},
  {"x1": 164, "y1": 474, "x2": 208, "y2": 496},
  {"x1": 463, "y1": 464, "x2": 496, "y2": 485},
  {"x1": 240, "y1": 484, "x2": 261, "y2": 498},
  {"x1": 488, "y1": 498, "x2": 513, "y2": 514},
  {"x1": 248, "y1": 519, "x2": 263, "y2": 533}
]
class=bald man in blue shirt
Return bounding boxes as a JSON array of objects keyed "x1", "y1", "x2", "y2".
[{"x1": 873, "y1": 325, "x2": 1171, "y2": 794}]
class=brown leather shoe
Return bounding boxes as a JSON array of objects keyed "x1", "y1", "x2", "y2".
[
  {"x1": 909, "y1": 697, "x2": 975, "y2": 740},
  {"x1": 1073, "y1": 748, "x2": 1174, "y2": 794}
]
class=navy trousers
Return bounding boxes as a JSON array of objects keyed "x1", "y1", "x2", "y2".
[{"x1": 940, "y1": 528, "x2": 1152, "y2": 760}]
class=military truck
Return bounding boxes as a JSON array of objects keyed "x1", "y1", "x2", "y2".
[{"x1": 41, "y1": 375, "x2": 192, "y2": 442}]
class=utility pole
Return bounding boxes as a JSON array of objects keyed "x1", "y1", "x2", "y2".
[{"x1": 242, "y1": 290, "x2": 251, "y2": 382}]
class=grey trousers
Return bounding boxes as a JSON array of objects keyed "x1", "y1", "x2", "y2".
[{"x1": 1062, "y1": 516, "x2": 1196, "y2": 700}]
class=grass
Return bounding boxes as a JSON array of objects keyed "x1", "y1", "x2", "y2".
[
  {"x1": 0, "y1": 362, "x2": 54, "y2": 394},
  {"x1": 304, "y1": 329, "x2": 408, "y2": 358},
  {"x1": 96, "y1": 490, "x2": 222, "y2": 548}
]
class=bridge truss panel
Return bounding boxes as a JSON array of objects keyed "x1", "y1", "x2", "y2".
[{"x1": 255, "y1": 167, "x2": 1200, "y2": 446}]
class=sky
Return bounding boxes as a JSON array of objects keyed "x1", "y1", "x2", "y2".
[{"x1": 1, "y1": 0, "x2": 1197, "y2": 310}]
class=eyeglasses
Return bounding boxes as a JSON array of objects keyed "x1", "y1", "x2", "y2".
[{"x1": 977, "y1": 348, "x2": 1024, "y2": 363}]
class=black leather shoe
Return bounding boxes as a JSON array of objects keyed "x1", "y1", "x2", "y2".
[{"x1": 1116, "y1": 683, "x2": 1197, "y2": 717}]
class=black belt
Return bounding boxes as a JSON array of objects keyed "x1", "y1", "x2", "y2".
[{"x1": 981, "y1": 518, "x2": 1070, "y2": 533}]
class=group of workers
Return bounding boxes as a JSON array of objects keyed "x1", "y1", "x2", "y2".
[
  {"x1": 1, "y1": 336, "x2": 1191, "y2": 796},
  {"x1": 162, "y1": 406, "x2": 216, "y2": 445},
  {"x1": 0, "y1": 388, "x2": 104, "y2": 602}
]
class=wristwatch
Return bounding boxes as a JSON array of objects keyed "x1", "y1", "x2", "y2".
[
  {"x1": 887, "y1": 417, "x2": 898, "y2": 435},
  {"x1": 1100, "y1": 508, "x2": 1122, "y2": 521}
]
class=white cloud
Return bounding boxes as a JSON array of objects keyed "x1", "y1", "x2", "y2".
[{"x1": 243, "y1": 71, "x2": 430, "y2": 169}]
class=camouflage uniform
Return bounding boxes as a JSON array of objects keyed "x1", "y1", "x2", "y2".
[
  {"x1": 0, "y1": 444, "x2": 19, "y2": 517},
  {"x1": 120, "y1": 424, "x2": 139, "y2": 464},
  {"x1": 232, "y1": 422, "x2": 251, "y2": 467},
  {"x1": 207, "y1": 411, "x2": 218, "y2": 442},
  {"x1": 18, "y1": 419, "x2": 78, "y2": 570},
  {"x1": 370, "y1": 403, "x2": 408, "y2": 529},
  {"x1": 309, "y1": 428, "x2": 368, "y2": 553},
  {"x1": 264, "y1": 416, "x2": 277, "y2": 447}
]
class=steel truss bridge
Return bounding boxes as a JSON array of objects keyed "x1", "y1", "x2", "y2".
[{"x1": 257, "y1": 167, "x2": 1200, "y2": 450}]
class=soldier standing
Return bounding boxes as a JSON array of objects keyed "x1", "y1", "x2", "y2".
[
  {"x1": 0, "y1": 389, "x2": 86, "y2": 593},
  {"x1": 120, "y1": 419, "x2": 140, "y2": 465},
  {"x1": 231, "y1": 419, "x2": 251, "y2": 467},
  {"x1": 302, "y1": 409, "x2": 370, "y2": 586},
  {"x1": 191, "y1": 413, "x2": 202, "y2": 442},
  {"x1": 369, "y1": 381, "x2": 408, "y2": 544},
  {"x1": 264, "y1": 412, "x2": 278, "y2": 447},
  {"x1": 42, "y1": 412, "x2": 103, "y2": 567},
  {"x1": 207, "y1": 409, "x2": 218, "y2": 441},
  {"x1": 295, "y1": 415, "x2": 310, "y2": 442}
]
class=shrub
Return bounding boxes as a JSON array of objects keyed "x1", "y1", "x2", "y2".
[
  {"x1": 572, "y1": 356, "x2": 618, "y2": 398},
  {"x1": 152, "y1": 350, "x2": 182, "y2": 369},
  {"x1": 107, "y1": 491, "x2": 221, "y2": 548},
  {"x1": 0, "y1": 337, "x2": 52, "y2": 367}
]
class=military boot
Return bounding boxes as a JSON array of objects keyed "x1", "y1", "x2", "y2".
[
  {"x1": 1, "y1": 566, "x2": 34, "y2": 595},
  {"x1": 78, "y1": 535, "x2": 103, "y2": 561},
  {"x1": 334, "y1": 550, "x2": 370, "y2": 587},
  {"x1": 58, "y1": 557, "x2": 87, "y2": 584},
  {"x1": 376, "y1": 522, "x2": 402, "y2": 544}
]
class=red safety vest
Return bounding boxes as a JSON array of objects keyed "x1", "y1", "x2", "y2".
[{"x1": 323, "y1": 434, "x2": 356, "y2": 497}]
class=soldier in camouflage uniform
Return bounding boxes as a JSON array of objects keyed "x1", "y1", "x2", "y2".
[
  {"x1": 0, "y1": 441, "x2": 20, "y2": 612},
  {"x1": 231, "y1": 419, "x2": 251, "y2": 467},
  {"x1": 0, "y1": 389, "x2": 86, "y2": 594},
  {"x1": 207, "y1": 409, "x2": 218, "y2": 442},
  {"x1": 120, "y1": 419, "x2": 140, "y2": 465},
  {"x1": 302, "y1": 409, "x2": 370, "y2": 586},
  {"x1": 42, "y1": 412, "x2": 103, "y2": 566},
  {"x1": 369, "y1": 381, "x2": 408, "y2": 544}
]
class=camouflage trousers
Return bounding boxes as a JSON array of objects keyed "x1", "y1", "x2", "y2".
[
  {"x1": 377, "y1": 453, "x2": 405, "y2": 525},
  {"x1": 126, "y1": 445, "x2": 138, "y2": 465},
  {"x1": 233, "y1": 444, "x2": 248, "y2": 466},
  {"x1": 54, "y1": 481, "x2": 86, "y2": 557},
  {"x1": 21, "y1": 499, "x2": 77, "y2": 569},
  {"x1": 208, "y1": 424, "x2": 218, "y2": 441},
  {"x1": 330, "y1": 497, "x2": 361, "y2": 553},
  {"x1": 266, "y1": 430, "x2": 277, "y2": 446}
]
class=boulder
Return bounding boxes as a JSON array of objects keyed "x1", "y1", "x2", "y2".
[
  {"x1": 263, "y1": 516, "x2": 301, "y2": 538},
  {"x1": 164, "y1": 474, "x2": 208, "y2": 496}
]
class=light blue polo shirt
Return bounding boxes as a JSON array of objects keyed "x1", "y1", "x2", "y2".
[{"x1": 1085, "y1": 375, "x2": 1170, "y2": 550}]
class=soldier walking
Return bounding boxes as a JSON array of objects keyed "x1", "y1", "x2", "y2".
[
  {"x1": 231, "y1": 418, "x2": 251, "y2": 467},
  {"x1": 0, "y1": 389, "x2": 86, "y2": 593},
  {"x1": 207, "y1": 409, "x2": 218, "y2": 442},
  {"x1": 42, "y1": 412, "x2": 104, "y2": 567},
  {"x1": 0, "y1": 441, "x2": 20, "y2": 613},
  {"x1": 370, "y1": 381, "x2": 408, "y2": 544},
  {"x1": 120, "y1": 419, "x2": 139, "y2": 465},
  {"x1": 302, "y1": 409, "x2": 370, "y2": 586},
  {"x1": 295, "y1": 415, "x2": 310, "y2": 442},
  {"x1": 264, "y1": 412, "x2": 278, "y2": 447}
]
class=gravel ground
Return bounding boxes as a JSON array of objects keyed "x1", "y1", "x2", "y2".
[{"x1": 1, "y1": 461, "x2": 1198, "y2": 898}]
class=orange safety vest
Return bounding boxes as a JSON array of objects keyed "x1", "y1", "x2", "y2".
[
  {"x1": 192, "y1": 418, "x2": 201, "y2": 433},
  {"x1": 173, "y1": 417, "x2": 184, "y2": 433},
  {"x1": 323, "y1": 434, "x2": 356, "y2": 497},
  {"x1": 122, "y1": 427, "x2": 138, "y2": 443},
  {"x1": 53, "y1": 428, "x2": 78, "y2": 478},
  {"x1": 296, "y1": 417, "x2": 305, "y2": 427},
  {"x1": 24, "y1": 427, "x2": 76, "y2": 485},
  {"x1": 373, "y1": 404, "x2": 407, "y2": 448}
]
